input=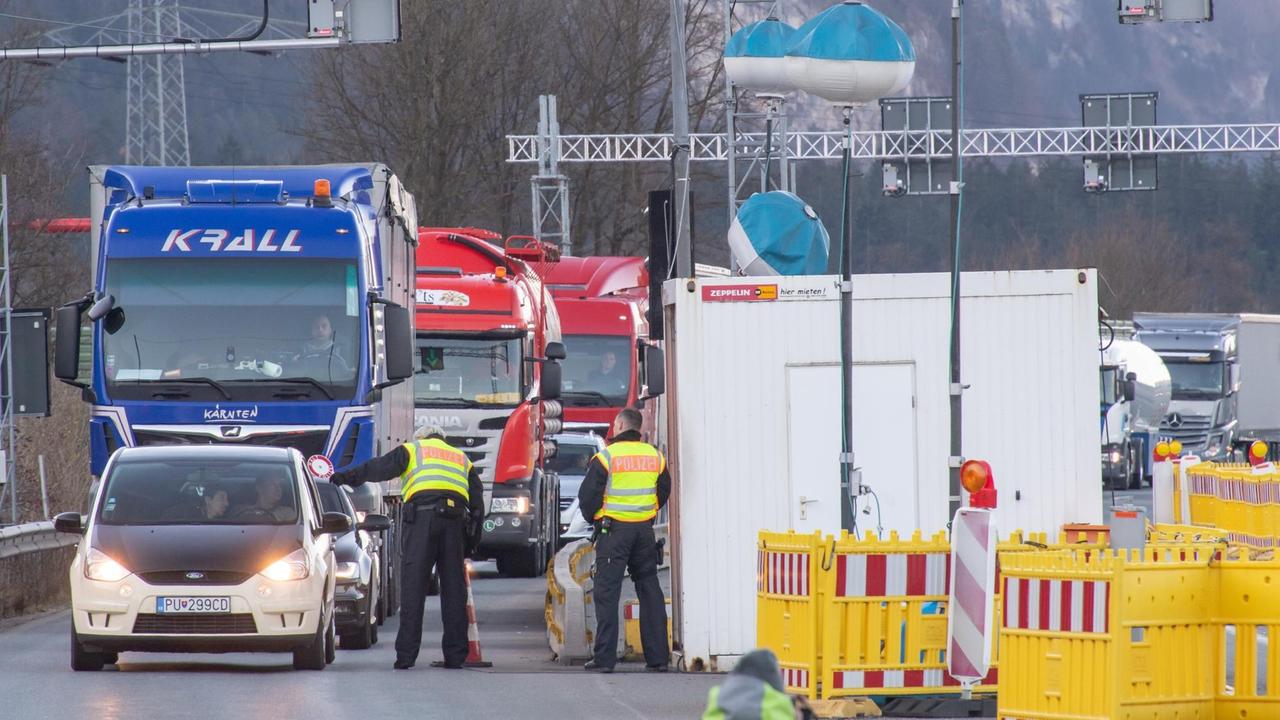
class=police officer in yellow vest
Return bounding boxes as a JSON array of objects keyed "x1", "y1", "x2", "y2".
[
  {"x1": 577, "y1": 407, "x2": 672, "y2": 673},
  {"x1": 330, "y1": 423, "x2": 484, "y2": 670}
]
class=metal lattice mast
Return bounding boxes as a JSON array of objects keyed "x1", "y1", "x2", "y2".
[
  {"x1": 0, "y1": 176, "x2": 16, "y2": 523},
  {"x1": 126, "y1": 0, "x2": 190, "y2": 165},
  {"x1": 531, "y1": 95, "x2": 572, "y2": 256},
  {"x1": 723, "y1": 0, "x2": 791, "y2": 223}
]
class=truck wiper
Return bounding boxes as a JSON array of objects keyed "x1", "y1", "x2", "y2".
[
  {"x1": 267, "y1": 377, "x2": 334, "y2": 400},
  {"x1": 561, "y1": 390, "x2": 611, "y2": 406},
  {"x1": 421, "y1": 398, "x2": 483, "y2": 408},
  {"x1": 145, "y1": 377, "x2": 232, "y2": 400}
]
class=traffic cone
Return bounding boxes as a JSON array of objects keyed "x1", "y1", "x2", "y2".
[{"x1": 463, "y1": 560, "x2": 492, "y2": 667}]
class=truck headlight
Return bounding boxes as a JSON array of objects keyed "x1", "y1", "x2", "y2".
[
  {"x1": 335, "y1": 561, "x2": 360, "y2": 580},
  {"x1": 85, "y1": 547, "x2": 131, "y2": 583},
  {"x1": 490, "y1": 496, "x2": 530, "y2": 514},
  {"x1": 261, "y1": 548, "x2": 309, "y2": 582}
]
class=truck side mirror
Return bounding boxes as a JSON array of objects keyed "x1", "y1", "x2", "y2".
[
  {"x1": 544, "y1": 341, "x2": 566, "y2": 361},
  {"x1": 54, "y1": 303, "x2": 85, "y2": 384},
  {"x1": 642, "y1": 345, "x2": 665, "y2": 398},
  {"x1": 382, "y1": 303, "x2": 413, "y2": 383},
  {"x1": 541, "y1": 361, "x2": 562, "y2": 401},
  {"x1": 1122, "y1": 379, "x2": 1137, "y2": 402}
]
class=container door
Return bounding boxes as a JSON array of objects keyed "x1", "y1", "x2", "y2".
[{"x1": 786, "y1": 363, "x2": 918, "y2": 534}]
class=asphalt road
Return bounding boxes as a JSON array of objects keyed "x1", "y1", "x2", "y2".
[{"x1": 0, "y1": 563, "x2": 722, "y2": 720}]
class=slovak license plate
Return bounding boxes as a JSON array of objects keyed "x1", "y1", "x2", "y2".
[{"x1": 156, "y1": 596, "x2": 230, "y2": 614}]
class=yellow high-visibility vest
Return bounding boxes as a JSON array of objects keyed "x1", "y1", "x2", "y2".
[
  {"x1": 401, "y1": 438, "x2": 472, "y2": 503},
  {"x1": 593, "y1": 441, "x2": 663, "y2": 522}
]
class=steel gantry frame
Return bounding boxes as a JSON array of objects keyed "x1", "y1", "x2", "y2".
[
  {"x1": 508, "y1": 123, "x2": 1280, "y2": 164},
  {"x1": 0, "y1": 177, "x2": 15, "y2": 524}
]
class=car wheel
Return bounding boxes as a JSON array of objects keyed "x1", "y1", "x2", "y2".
[
  {"x1": 370, "y1": 617, "x2": 379, "y2": 645},
  {"x1": 70, "y1": 623, "x2": 105, "y2": 672},
  {"x1": 324, "y1": 613, "x2": 337, "y2": 664},
  {"x1": 102, "y1": 651, "x2": 119, "y2": 665},
  {"x1": 292, "y1": 622, "x2": 326, "y2": 671}
]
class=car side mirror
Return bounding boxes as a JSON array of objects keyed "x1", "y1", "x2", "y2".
[
  {"x1": 358, "y1": 513, "x2": 392, "y2": 533},
  {"x1": 53, "y1": 512, "x2": 85, "y2": 535},
  {"x1": 541, "y1": 360, "x2": 562, "y2": 401},
  {"x1": 320, "y1": 511, "x2": 352, "y2": 535},
  {"x1": 544, "y1": 341, "x2": 566, "y2": 361}
]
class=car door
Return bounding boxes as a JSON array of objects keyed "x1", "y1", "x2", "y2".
[{"x1": 297, "y1": 455, "x2": 336, "y2": 604}]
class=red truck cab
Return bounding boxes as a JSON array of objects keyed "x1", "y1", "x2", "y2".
[
  {"x1": 544, "y1": 256, "x2": 663, "y2": 435},
  {"x1": 414, "y1": 228, "x2": 564, "y2": 577}
]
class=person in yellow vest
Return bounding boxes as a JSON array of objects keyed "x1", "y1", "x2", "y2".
[
  {"x1": 577, "y1": 407, "x2": 672, "y2": 673},
  {"x1": 330, "y1": 423, "x2": 483, "y2": 670}
]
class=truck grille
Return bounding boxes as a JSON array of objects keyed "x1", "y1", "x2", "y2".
[
  {"x1": 132, "y1": 614, "x2": 257, "y2": 634},
  {"x1": 134, "y1": 429, "x2": 328, "y2": 457},
  {"x1": 1159, "y1": 414, "x2": 1211, "y2": 446},
  {"x1": 138, "y1": 571, "x2": 252, "y2": 586}
]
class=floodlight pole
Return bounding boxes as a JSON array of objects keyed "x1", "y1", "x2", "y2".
[
  {"x1": 839, "y1": 107, "x2": 856, "y2": 533},
  {"x1": 947, "y1": 0, "x2": 965, "y2": 519}
]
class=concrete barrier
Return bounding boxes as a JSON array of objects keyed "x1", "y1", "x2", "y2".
[{"x1": 546, "y1": 539, "x2": 594, "y2": 664}]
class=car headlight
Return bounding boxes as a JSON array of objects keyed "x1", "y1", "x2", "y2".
[
  {"x1": 84, "y1": 547, "x2": 131, "y2": 582},
  {"x1": 261, "y1": 548, "x2": 310, "y2": 582},
  {"x1": 490, "y1": 496, "x2": 530, "y2": 514},
  {"x1": 335, "y1": 561, "x2": 359, "y2": 580},
  {"x1": 1108, "y1": 449, "x2": 1122, "y2": 464}
]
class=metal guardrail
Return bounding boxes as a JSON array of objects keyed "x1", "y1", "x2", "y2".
[{"x1": 0, "y1": 521, "x2": 77, "y2": 560}]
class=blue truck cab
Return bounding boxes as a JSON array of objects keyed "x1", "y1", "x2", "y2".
[{"x1": 54, "y1": 165, "x2": 418, "y2": 524}]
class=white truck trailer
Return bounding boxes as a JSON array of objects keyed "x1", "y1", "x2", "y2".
[{"x1": 663, "y1": 269, "x2": 1102, "y2": 670}]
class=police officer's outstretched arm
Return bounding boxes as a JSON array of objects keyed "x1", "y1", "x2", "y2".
[{"x1": 330, "y1": 446, "x2": 411, "y2": 487}]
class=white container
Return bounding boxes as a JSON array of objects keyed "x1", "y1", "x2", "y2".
[{"x1": 663, "y1": 269, "x2": 1102, "y2": 669}]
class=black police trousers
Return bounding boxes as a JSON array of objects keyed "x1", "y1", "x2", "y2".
[
  {"x1": 592, "y1": 520, "x2": 669, "y2": 669},
  {"x1": 396, "y1": 504, "x2": 468, "y2": 666}
]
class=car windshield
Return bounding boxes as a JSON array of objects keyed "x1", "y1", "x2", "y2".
[
  {"x1": 1165, "y1": 361, "x2": 1225, "y2": 399},
  {"x1": 414, "y1": 336, "x2": 523, "y2": 407},
  {"x1": 102, "y1": 258, "x2": 361, "y2": 401},
  {"x1": 547, "y1": 440, "x2": 599, "y2": 476},
  {"x1": 560, "y1": 334, "x2": 632, "y2": 406},
  {"x1": 97, "y1": 459, "x2": 301, "y2": 525}
]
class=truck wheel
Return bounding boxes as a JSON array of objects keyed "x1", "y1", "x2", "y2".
[
  {"x1": 497, "y1": 545, "x2": 540, "y2": 578},
  {"x1": 70, "y1": 623, "x2": 105, "y2": 672},
  {"x1": 1127, "y1": 448, "x2": 1141, "y2": 490}
]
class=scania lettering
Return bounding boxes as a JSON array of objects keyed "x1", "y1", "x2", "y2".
[
  {"x1": 414, "y1": 228, "x2": 565, "y2": 578},
  {"x1": 54, "y1": 164, "x2": 418, "y2": 621}
]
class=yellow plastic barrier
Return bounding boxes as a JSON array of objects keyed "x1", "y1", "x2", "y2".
[
  {"x1": 1176, "y1": 462, "x2": 1280, "y2": 548},
  {"x1": 1214, "y1": 550, "x2": 1280, "y2": 718},
  {"x1": 998, "y1": 546, "x2": 1225, "y2": 720},
  {"x1": 757, "y1": 531, "x2": 824, "y2": 699},
  {"x1": 820, "y1": 530, "x2": 995, "y2": 699}
]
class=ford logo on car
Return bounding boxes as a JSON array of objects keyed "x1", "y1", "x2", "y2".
[{"x1": 185, "y1": 572, "x2": 205, "y2": 581}]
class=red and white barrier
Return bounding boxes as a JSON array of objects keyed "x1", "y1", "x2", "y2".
[
  {"x1": 831, "y1": 667, "x2": 998, "y2": 691},
  {"x1": 781, "y1": 667, "x2": 810, "y2": 691},
  {"x1": 758, "y1": 550, "x2": 811, "y2": 596},
  {"x1": 833, "y1": 552, "x2": 949, "y2": 598},
  {"x1": 947, "y1": 508, "x2": 997, "y2": 684},
  {"x1": 1002, "y1": 577, "x2": 1110, "y2": 633}
]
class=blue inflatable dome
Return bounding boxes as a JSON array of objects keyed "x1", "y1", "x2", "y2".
[
  {"x1": 784, "y1": 2, "x2": 916, "y2": 105},
  {"x1": 786, "y1": 1, "x2": 915, "y2": 62},
  {"x1": 725, "y1": 17, "x2": 796, "y2": 58},
  {"x1": 727, "y1": 192, "x2": 830, "y2": 276},
  {"x1": 724, "y1": 18, "x2": 799, "y2": 94}
]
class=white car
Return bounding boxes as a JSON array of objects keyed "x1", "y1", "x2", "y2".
[
  {"x1": 55, "y1": 445, "x2": 349, "y2": 671},
  {"x1": 549, "y1": 431, "x2": 607, "y2": 544}
]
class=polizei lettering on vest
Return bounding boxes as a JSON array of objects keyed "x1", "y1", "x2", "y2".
[
  {"x1": 162, "y1": 229, "x2": 303, "y2": 253},
  {"x1": 611, "y1": 455, "x2": 661, "y2": 473}
]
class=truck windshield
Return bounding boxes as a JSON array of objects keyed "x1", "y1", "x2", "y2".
[
  {"x1": 102, "y1": 258, "x2": 361, "y2": 401},
  {"x1": 97, "y1": 459, "x2": 300, "y2": 526},
  {"x1": 415, "y1": 337, "x2": 523, "y2": 407},
  {"x1": 560, "y1": 334, "x2": 632, "y2": 407},
  {"x1": 1165, "y1": 361, "x2": 1225, "y2": 399}
]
